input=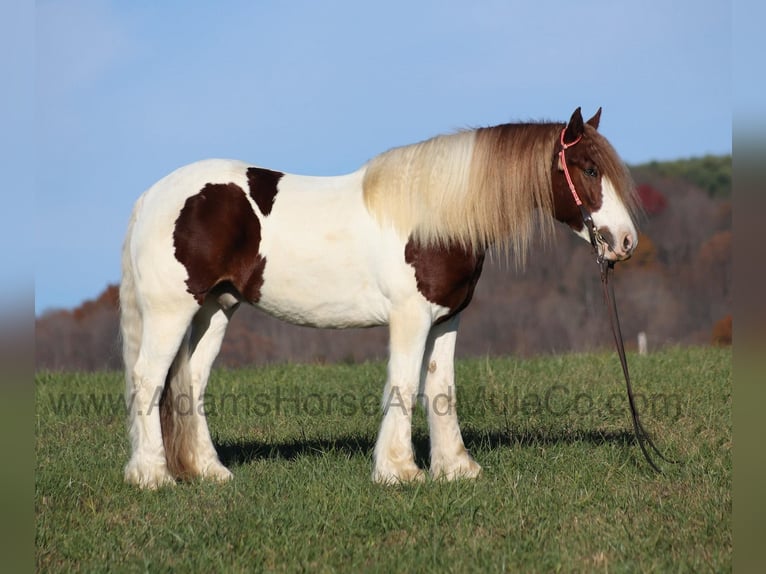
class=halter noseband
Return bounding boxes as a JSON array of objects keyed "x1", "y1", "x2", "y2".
[{"x1": 558, "y1": 128, "x2": 606, "y2": 260}]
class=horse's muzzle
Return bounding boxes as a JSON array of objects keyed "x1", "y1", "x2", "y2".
[{"x1": 598, "y1": 227, "x2": 638, "y2": 261}]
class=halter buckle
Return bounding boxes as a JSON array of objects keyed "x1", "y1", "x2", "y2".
[{"x1": 579, "y1": 205, "x2": 607, "y2": 264}]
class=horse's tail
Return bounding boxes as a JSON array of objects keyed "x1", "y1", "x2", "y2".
[
  {"x1": 121, "y1": 195, "x2": 198, "y2": 479},
  {"x1": 159, "y1": 337, "x2": 198, "y2": 479}
]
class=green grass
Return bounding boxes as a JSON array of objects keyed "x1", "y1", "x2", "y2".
[{"x1": 36, "y1": 347, "x2": 731, "y2": 572}]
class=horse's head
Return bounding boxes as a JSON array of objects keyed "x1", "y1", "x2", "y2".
[{"x1": 551, "y1": 107, "x2": 638, "y2": 262}]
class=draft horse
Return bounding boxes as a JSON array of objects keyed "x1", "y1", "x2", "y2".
[{"x1": 121, "y1": 107, "x2": 638, "y2": 488}]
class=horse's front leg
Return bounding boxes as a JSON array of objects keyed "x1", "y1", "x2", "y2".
[
  {"x1": 372, "y1": 300, "x2": 432, "y2": 484},
  {"x1": 421, "y1": 315, "x2": 481, "y2": 480}
]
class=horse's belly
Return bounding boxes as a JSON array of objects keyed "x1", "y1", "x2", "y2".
[
  {"x1": 256, "y1": 225, "x2": 395, "y2": 328},
  {"x1": 256, "y1": 262, "x2": 390, "y2": 328}
]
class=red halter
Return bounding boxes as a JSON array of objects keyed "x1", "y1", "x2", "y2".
[
  {"x1": 558, "y1": 128, "x2": 584, "y2": 206},
  {"x1": 558, "y1": 127, "x2": 603, "y2": 254}
]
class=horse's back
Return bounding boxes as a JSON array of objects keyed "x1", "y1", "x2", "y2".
[{"x1": 126, "y1": 159, "x2": 404, "y2": 326}]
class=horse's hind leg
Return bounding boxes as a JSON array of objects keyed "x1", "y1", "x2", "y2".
[
  {"x1": 421, "y1": 315, "x2": 481, "y2": 480},
  {"x1": 372, "y1": 300, "x2": 432, "y2": 484},
  {"x1": 125, "y1": 304, "x2": 196, "y2": 489},
  {"x1": 181, "y1": 297, "x2": 238, "y2": 482}
]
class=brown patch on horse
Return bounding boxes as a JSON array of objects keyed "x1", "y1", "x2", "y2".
[
  {"x1": 247, "y1": 167, "x2": 283, "y2": 216},
  {"x1": 174, "y1": 183, "x2": 266, "y2": 304},
  {"x1": 404, "y1": 238, "x2": 485, "y2": 323}
]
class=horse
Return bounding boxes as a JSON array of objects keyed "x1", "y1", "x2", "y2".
[{"x1": 120, "y1": 107, "x2": 638, "y2": 489}]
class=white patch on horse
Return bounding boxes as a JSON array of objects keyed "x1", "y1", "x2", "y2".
[
  {"x1": 575, "y1": 175, "x2": 638, "y2": 258},
  {"x1": 257, "y1": 169, "x2": 400, "y2": 328}
]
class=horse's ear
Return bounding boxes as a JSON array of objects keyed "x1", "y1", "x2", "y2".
[
  {"x1": 564, "y1": 107, "x2": 584, "y2": 143},
  {"x1": 586, "y1": 107, "x2": 602, "y2": 130}
]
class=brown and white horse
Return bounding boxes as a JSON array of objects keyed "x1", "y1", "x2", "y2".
[{"x1": 121, "y1": 107, "x2": 637, "y2": 488}]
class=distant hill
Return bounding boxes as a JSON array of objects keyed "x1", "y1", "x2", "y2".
[
  {"x1": 631, "y1": 155, "x2": 731, "y2": 198},
  {"x1": 35, "y1": 156, "x2": 732, "y2": 371}
]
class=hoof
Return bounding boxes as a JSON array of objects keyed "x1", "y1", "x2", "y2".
[
  {"x1": 372, "y1": 463, "x2": 426, "y2": 485},
  {"x1": 430, "y1": 454, "x2": 482, "y2": 481},
  {"x1": 201, "y1": 462, "x2": 233, "y2": 483},
  {"x1": 124, "y1": 458, "x2": 176, "y2": 490}
]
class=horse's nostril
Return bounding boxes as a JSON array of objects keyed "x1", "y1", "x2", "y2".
[{"x1": 622, "y1": 234, "x2": 634, "y2": 252}]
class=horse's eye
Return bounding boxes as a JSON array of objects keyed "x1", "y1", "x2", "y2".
[{"x1": 583, "y1": 167, "x2": 598, "y2": 178}]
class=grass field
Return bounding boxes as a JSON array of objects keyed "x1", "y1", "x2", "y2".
[{"x1": 36, "y1": 346, "x2": 731, "y2": 572}]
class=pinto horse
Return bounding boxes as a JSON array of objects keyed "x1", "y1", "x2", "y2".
[{"x1": 121, "y1": 107, "x2": 638, "y2": 488}]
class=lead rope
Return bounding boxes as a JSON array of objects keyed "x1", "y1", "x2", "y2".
[
  {"x1": 599, "y1": 259, "x2": 679, "y2": 472},
  {"x1": 559, "y1": 128, "x2": 678, "y2": 472}
]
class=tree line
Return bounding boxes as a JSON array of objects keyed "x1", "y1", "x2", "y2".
[{"x1": 632, "y1": 155, "x2": 731, "y2": 198}]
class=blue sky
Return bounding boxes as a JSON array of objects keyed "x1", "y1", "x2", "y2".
[{"x1": 33, "y1": 0, "x2": 732, "y2": 315}]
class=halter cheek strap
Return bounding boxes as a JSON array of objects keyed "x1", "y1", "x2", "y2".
[
  {"x1": 558, "y1": 129, "x2": 584, "y2": 205},
  {"x1": 558, "y1": 127, "x2": 603, "y2": 255}
]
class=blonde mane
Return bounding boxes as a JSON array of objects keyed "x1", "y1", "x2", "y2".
[{"x1": 362, "y1": 123, "x2": 562, "y2": 265}]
